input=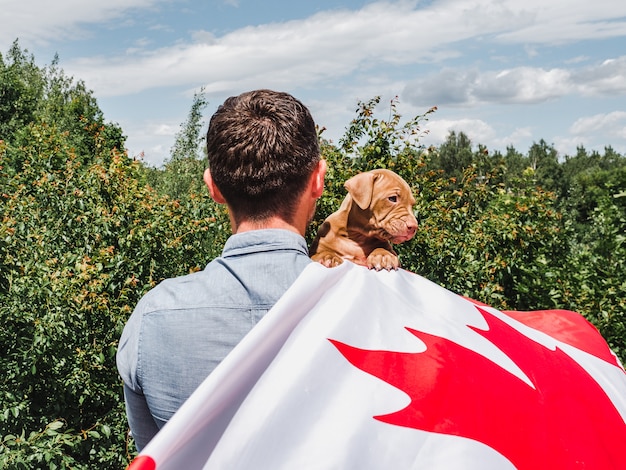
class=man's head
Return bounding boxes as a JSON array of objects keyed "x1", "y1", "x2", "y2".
[{"x1": 205, "y1": 89, "x2": 322, "y2": 229}]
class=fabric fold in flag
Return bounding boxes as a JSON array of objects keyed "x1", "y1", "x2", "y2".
[{"x1": 129, "y1": 262, "x2": 626, "y2": 470}]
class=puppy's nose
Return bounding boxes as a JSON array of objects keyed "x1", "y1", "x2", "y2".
[{"x1": 406, "y1": 218, "x2": 418, "y2": 235}]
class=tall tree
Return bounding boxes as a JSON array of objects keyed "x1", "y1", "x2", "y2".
[
  {"x1": 432, "y1": 130, "x2": 474, "y2": 182},
  {"x1": 527, "y1": 139, "x2": 562, "y2": 193},
  {"x1": 169, "y1": 88, "x2": 208, "y2": 162},
  {"x1": 147, "y1": 89, "x2": 209, "y2": 200},
  {"x1": 0, "y1": 41, "x2": 125, "y2": 173},
  {"x1": 0, "y1": 40, "x2": 44, "y2": 143}
]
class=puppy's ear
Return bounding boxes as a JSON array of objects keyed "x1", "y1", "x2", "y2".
[{"x1": 345, "y1": 171, "x2": 376, "y2": 210}]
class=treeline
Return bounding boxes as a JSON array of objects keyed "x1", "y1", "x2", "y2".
[{"x1": 1, "y1": 43, "x2": 625, "y2": 468}]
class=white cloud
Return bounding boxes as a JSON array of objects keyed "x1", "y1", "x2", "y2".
[
  {"x1": 493, "y1": 127, "x2": 534, "y2": 149},
  {"x1": 9, "y1": 0, "x2": 626, "y2": 55},
  {"x1": 569, "y1": 111, "x2": 626, "y2": 137},
  {"x1": 420, "y1": 118, "x2": 496, "y2": 146},
  {"x1": 0, "y1": 0, "x2": 166, "y2": 45},
  {"x1": 65, "y1": 1, "x2": 473, "y2": 97},
  {"x1": 116, "y1": 118, "x2": 183, "y2": 165},
  {"x1": 565, "y1": 56, "x2": 590, "y2": 65},
  {"x1": 153, "y1": 122, "x2": 180, "y2": 136},
  {"x1": 573, "y1": 57, "x2": 626, "y2": 96},
  {"x1": 492, "y1": 0, "x2": 626, "y2": 44},
  {"x1": 553, "y1": 135, "x2": 589, "y2": 157},
  {"x1": 418, "y1": 117, "x2": 536, "y2": 153},
  {"x1": 404, "y1": 66, "x2": 573, "y2": 107},
  {"x1": 50, "y1": 0, "x2": 626, "y2": 103},
  {"x1": 404, "y1": 55, "x2": 626, "y2": 108},
  {"x1": 549, "y1": 111, "x2": 626, "y2": 156}
]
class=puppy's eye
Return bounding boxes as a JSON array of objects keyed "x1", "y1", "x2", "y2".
[{"x1": 388, "y1": 195, "x2": 398, "y2": 203}]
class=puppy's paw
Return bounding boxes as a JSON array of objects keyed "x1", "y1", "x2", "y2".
[
  {"x1": 367, "y1": 248, "x2": 399, "y2": 271},
  {"x1": 311, "y1": 252, "x2": 345, "y2": 268}
]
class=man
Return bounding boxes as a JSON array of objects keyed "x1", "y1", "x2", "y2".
[{"x1": 116, "y1": 89, "x2": 326, "y2": 451}]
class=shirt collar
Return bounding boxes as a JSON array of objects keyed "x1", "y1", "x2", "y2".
[{"x1": 221, "y1": 229, "x2": 309, "y2": 258}]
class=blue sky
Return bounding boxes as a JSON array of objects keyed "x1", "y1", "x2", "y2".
[{"x1": 2, "y1": 0, "x2": 626, "y2": 166}]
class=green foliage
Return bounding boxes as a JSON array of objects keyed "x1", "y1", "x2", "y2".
[
  {"x1": 169, "y1": 88, "x2": 208, "y2": 163},
  {"x1": 414, "y1": 170, "x2": 568, "y2": 310},
  {"x1": 566, "y1": 195, "x2": 626, "y2": 358},
  {"x1": 0, "y1": 45, "x2": 228, "y2": 466},
  {"x1": 526, "y1": 139, "x2": 563, "y2": 193},
  {"x1": 339, "y1": 95, "x2": 436, "y2": 169},
  {"x1": 147, "y1": 89, "x2": 209, "y2": 201},
  {"x1": 0, "y1": 122, "x2": 228, "y2": 467},
  {"x1": 561, "y1": 147, "x2": 626, "y2": 225},
  {"x1": 0, "y1": 41, "x2": 125, "y2": 163},
  {"x1": 427, "y1": 130, "x2": 474, "y2": 182},
  {"x1": 0, "y1": 41, "x2": 45, "y2": 142}
]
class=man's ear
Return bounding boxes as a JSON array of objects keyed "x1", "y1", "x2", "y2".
[
  {"x1": 204, "y1": 168, "x2": 226, "y2": 204},
  {"x1": 311, "y1": 159, "x2": 327, "y2": 199}
]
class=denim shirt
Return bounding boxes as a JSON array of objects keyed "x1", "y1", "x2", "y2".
[{"x1": 116, "y1": 229, "x2": 312, "y2": 451}]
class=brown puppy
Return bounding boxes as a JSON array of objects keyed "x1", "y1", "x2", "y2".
[{"x1": 310, "y1": 169, "x2": 417, "y2": 271}]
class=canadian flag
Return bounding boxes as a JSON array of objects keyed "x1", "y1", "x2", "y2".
[{"x1": 128, "y1": 262, "x2": 626, "y2": 469}]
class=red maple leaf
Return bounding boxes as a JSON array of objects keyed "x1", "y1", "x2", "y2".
[{"x1": 330, "y1": 307, "x2": 626, "y2": 469}]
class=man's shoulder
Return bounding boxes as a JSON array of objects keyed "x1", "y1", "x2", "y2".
[{"x1": 135, "y1": 265, "x2": 218, "y2": 312}]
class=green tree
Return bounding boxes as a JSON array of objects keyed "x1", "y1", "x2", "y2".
[
  {"x1": 0, "y1": 46, "x2": 226, "y2": 467},
  {"x1": 39, "y1": 55, "x2": 125, "y2": 160},
  {"x1": 169, "y1": 88, "x2": 208, "y2": 162},
  {"x1": 527, "y1": 139, "x2": 562, "y2": 193},
  {"x1": 0, "y1": 41, "x2": 125, "y2": 173},
  {"x1": 0, "y1": 120, "x2": 227, "y2": 467},
  {"x1": 403, "y1": 166, "x2": 568, "y2": 310},
  {"x1": 493, "y1": 145, "x2": 528, "y2": 188},
  {"x1": 0, "y1": 40, "x2": 44, "y2": 143},
  {"x1": 566, "y1": 194, "x2": 626, "y2": 358},
  {"x1": 147, "y1": 89, "x2": 208, "y2": 201},
  {"x1": 429, "y1": 130, "x2": 474, "y2": 182},
  {"x1": 561, "y1": 145, "x2": 626, "y2": 226},
  {"x1": 338, "y1": 96, "x2": 436, "y2": 170}
]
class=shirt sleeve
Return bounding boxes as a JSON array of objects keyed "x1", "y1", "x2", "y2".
[
  {"x1": 117, "y1": 296, "x2": 159, "y2": 451},
  {"x1": 123, "y1": 383, "x2": 160, "y2": 451},
  {"x1": 116, "y1": 305, "x2": 142, "y2": 390}
]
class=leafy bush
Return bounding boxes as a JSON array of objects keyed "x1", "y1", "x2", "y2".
[
  {"x1": 0, "y1": 40, "x2": 124, "y2": 158},
  {"x1": 0, "y1": 122, "x2": 227, "y2": 467},
  {"x1": 566, "y1": 195, "x2": 626, "y2": 358}
]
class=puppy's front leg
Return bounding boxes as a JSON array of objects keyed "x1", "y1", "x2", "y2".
[
  {"x1": 367, "y1": 248, "x2": 399, "y2": 271},
  {"x1": 311, "y1": 251, "x2": 345, "y2": 268}
]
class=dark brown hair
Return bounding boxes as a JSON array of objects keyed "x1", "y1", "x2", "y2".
[{"x1": 206, "y1": 89, "x2": 320, "y2": 223}]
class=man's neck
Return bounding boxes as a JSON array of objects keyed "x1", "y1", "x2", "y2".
[{"x1": 234, "y1": 217, "x2": 304, "y2": 236}]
